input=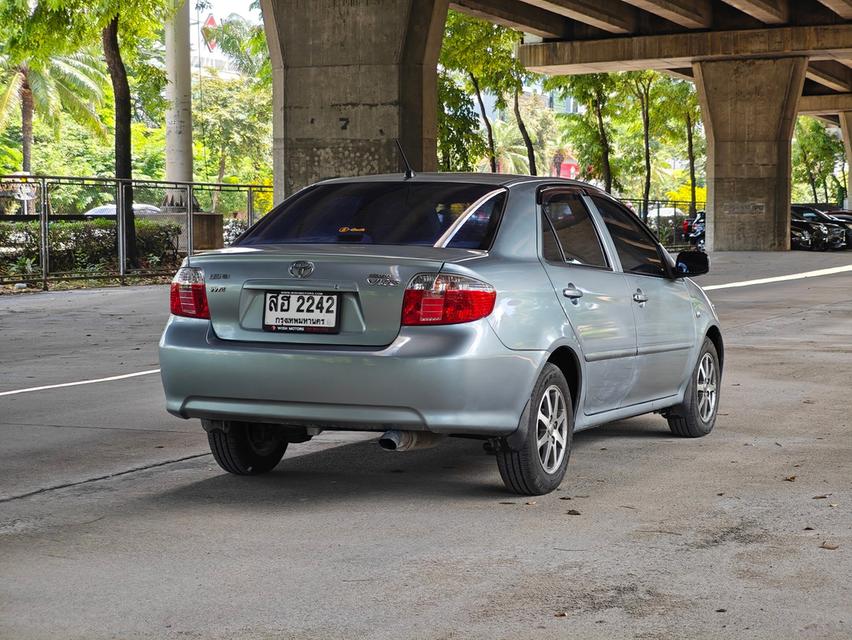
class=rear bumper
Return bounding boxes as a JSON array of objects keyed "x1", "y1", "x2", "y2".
[{"x1": 159, "y1": 316, "x2": 544, "y2": 436}]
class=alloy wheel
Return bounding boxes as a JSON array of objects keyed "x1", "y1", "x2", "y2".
[
  {"x1": 536, "y1": 385, "x2": 568, "y2": 474},
  {"x1": 696, "y1": 352, "x2": 718, "y2": 422}
]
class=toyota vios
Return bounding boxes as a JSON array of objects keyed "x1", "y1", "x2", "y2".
[{"x1": 160, "y1": 174, "x2": 723, "y2": 495}]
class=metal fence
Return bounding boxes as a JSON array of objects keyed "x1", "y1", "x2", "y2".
[
  {"x1": 621, "y1": 198, "x2": 706, "y2": 251},
  {"x1": 0, "y1": 176, "x2": 705, "y2": 290},
  {"x1": 0, "y1": 174, "x2": 273, "y2": 289}
]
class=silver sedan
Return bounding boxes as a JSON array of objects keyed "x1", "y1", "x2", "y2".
[{"x1": 159, "y1": 174, "x2": 722, "y2": 495}]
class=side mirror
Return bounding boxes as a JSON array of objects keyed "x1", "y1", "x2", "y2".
[{"x1": 674, "y1": 250, "x2": 709, "y2": 277}]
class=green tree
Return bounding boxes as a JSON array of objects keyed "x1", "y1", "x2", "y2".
[
  {"x1": 194, "y1": 74, "x2": 271, "y2": 211},
  {"x1": 624, "y1": 71, "x2": 662, "y2": 218},
  {"x1": 484, "y1": 118, "x2": 528, "y2": 174},
  {"x1": 793, "y1": 116, "x2": 845, "y2": 203},
  {"x1": 546, "y1": 74, "x2": 622, "y2": 192},
  {"x1": 437, "y1": 69, "x2": 485, "y2": 171},
  {"x1": 208, "y1": 11, "x2": 270, "y2": 87},
  {"x1": 0, "y1": 45, "x2": 107, "y2": 172},
  {"x1": 440, "y1": 11, "x2": 539, "y2": 174}
]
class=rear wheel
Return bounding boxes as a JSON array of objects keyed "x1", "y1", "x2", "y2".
[
  {"x1": 497, "y1": 364, "x2": 573, "y2": 495},
  {"x1": 205, "y1": 420, "x2": 288, "y2": 475},
  {"x1": 667, "y1": 338, "x2": 720, "y2": 437}
]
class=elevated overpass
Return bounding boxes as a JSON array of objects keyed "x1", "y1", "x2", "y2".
[{"x1": 260, "y1": 1, "x2": 852, "y2": 250}]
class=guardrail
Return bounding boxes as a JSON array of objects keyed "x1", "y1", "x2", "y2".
[{"x1": 0, "y1": 175, "x2": 273, "y2": 290}]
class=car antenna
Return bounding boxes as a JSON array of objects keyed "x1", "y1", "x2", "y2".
[{"x1": 395, "y1": 139, "x2": 416, "y2": 180}]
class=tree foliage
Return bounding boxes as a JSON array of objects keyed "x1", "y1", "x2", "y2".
[{"x1": 793, "y1": 116, "x2": 845, "y2": 203}]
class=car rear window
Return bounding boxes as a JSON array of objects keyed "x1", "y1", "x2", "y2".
[{"x1": 237, "y1": 182, "x2": 505, "y2": 249}]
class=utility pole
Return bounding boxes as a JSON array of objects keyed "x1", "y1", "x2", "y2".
[{"x1": 164, "y1": 0, "x2": 193, "y2": 207}]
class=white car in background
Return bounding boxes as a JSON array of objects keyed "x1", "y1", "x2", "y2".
[{"x1": 83, "y1": 203, "x2": 162, "y2": 218}]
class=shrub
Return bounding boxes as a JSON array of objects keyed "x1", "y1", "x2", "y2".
[{"x1": 0, "y1": 218, "x2": 182, "y2": 275}]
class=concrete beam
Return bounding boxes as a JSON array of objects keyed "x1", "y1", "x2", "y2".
[
  {"x1": 806, "y1": 61, "x2": 852, "y2": 93},
  {"x1": 450, "y1": 0, "x2": 568, "y2": 38},
  {"x1": 521, "y1": 0, "x2": 637, "y2": 34},
  {"x1": 798, "y1": 92, "x2": 852, "y2": 115},
  {"x1": 817, "y1": 0, "x2": 852, "y2": 20},
  {"x1": 619, "y1": 0, "x2": 711, "y2": 29},
  {"x1": 520, "y1": 24, "x2": 852, "y2": 74},
  {"x1": 720, "y1": 0, "x2": 788, "y2": 24}
]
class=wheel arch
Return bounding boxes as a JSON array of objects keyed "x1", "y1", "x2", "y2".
[
  {"x1": 546, "y1": 346, "x2": 582, "y2": 413},
  {"x1": 705, "y1": 325, "x2": 724, "y2": 371}
]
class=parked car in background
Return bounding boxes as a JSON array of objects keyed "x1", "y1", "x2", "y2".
[
  {"x1": 688, "y1": 212, "x2": 705, "y2": 248},
  {"x1": 159, "y1": 173, "x2": 723, "y2": 496},
  {"x1": 791, "y1": 205, "x2": 847, "y2": 250},
  {"x1": 83, "y1": 203, "x2": 162, "y2": 218},
  {"x1": 825, "y1": 210, "x2": 852, "y2": 247}
]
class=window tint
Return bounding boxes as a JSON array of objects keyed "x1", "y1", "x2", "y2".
[
  {"x1": 591, "y1": 196, "x2": 667, "y2": 277},
  {"x1": 541, "y1": 191, "x2": 608, "y2": 268},
  {"x1": 238, "y1": 182, "x2": 504, "y2": 249}
]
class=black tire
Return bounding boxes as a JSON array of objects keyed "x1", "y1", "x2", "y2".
[
  {"x1": 497, "y1": 363, "x2": 573, "y2": 496},
  {"x1": 667, "y1": 338, "x2": 721, "y2": 438},
  {"x1": 205, "y1": 420, "x2": 288, "y2": 475}
]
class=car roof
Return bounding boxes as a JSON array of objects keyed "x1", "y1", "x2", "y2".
[{"x1": 316, "y1": 172, "x2": 603, "y2": 192}]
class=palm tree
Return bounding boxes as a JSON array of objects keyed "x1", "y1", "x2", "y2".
[
  {"x1": 480, "y1": 119, "x2": 529, "y2": 174},
  {"x1": 0, "y1": 51, "x2": 107, "y2": 172}
]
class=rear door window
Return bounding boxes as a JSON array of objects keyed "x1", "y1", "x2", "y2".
[
  {"x1": 540, "y1": 190, "x2": 608, "y2": 268},
  {"x1": 238, "y1": 182, "x2": 505, "y2": 250}
]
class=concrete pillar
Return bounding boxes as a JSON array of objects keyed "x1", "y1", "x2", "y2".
[
  {"x1": 693, "y1": 57, "x2": 807, "y2": 251},
  {"x1": 164, "y1": 0, "x2": 193, "y2": 195},
  {"x1": 839, "y1": 112, "x2": 852, "y2": 208},
  {"x1": 261, "y1": 0, "x2": 448, "y2": 201}
]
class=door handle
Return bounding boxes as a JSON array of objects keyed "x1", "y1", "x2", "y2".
[
  {"x1": 563, "y1": 284, "x2": 584, "y2": 300},
  {"x1": 633, "y1": 289, "x2": 648, "y2": 304}
]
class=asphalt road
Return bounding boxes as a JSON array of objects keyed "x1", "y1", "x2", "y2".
[{"x1": 1, "y1": 251, "x2": 850, "y2": 639}]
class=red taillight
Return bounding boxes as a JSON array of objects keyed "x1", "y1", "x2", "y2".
[
  {"x1": 170, "y1": 267, "x2": 209, "y2": 319},
  {"x1": 401, "y1": 273, "x2": 496, "y2": 326}
]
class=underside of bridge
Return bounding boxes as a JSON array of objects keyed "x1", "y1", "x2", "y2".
[{"x1": 261, "y1": 0, "x2": 852, "y2": 251}]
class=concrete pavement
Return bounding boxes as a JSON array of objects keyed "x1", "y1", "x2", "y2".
[{"x1": 0, "y1": 252, "x2": 850, "y2": 639}]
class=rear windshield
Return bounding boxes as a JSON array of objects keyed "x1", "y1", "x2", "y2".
[{"x1": 237, "y1": 182, "x2": 506, "y2": 250}]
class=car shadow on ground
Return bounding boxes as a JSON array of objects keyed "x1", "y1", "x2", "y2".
[{"x1": 150, "y1": 417, "x2": 675, "y2": 511}]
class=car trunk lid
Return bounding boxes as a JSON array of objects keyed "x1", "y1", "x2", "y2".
[{"x1": 191, "y1": 244, "x2": 485, "y2": 347}]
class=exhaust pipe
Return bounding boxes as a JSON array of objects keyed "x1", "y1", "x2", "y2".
[{"x1": 379, "y1": 430, "x2": 445, "y2": 452}]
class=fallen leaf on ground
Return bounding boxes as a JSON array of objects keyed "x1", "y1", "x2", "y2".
[
  {"x1": 618, "y1": 505, "x2": 637, "y2": 510},
  {"x1": 717, "y1": 492, "x2": 725, "y2": 496},
  {"x1": 554, "y1": 612, "x2": 568, "y2": 618},
  {"x1": 804, "y1": 526, "x2": 814, "y2": 531},
  {"x1": 600, "y1": 447, "x2": 607, "y2": 451},
  {"x1": 803, "y1": 399, "x2": 816, "y2": 404},
  {"x1": 829, "y1": 503, "x2": 839, "y2": 508},
  {"x1": 715, "y1": 608, "x2": 727, "y2": 613},
  {"x1": 819, "y1": 541, "x2": 839, "y2": 550},
  {"x1": 812, "y1": 495, "x2": 829, "y2": 500},
  {"x1": 784, "y1": 476, "x2": 797, "y2": 482},
  {"x1": 559, "y1": 496, "x2": 572, "y2": 501},
  {"x1": 775, "y1": 442, "x2": 783, "y2": 447},
  {"x1": 499, "y1": 501, "x2": 516, "y2": 505},
  {"x1": 526, "y1": 501, "x2": 537, "y2": 506},
  {"x1": 566, "y1": 509, "x2": 581, "y2": 516}
]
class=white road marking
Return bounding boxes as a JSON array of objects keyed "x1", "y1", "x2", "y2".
[
  {"x1": 703, "y1": 264, "x2": 852, "y2": 291},
  {"x1": 3, "y1": 264, "x2": 851, "y2": 397},
  {"x1": 0, "y1": 369, "x2": 161, "y2": 398}
]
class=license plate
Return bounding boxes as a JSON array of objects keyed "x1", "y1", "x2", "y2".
[{"x1": 262, "y1": 291, "x2": 340, "y2": 333}]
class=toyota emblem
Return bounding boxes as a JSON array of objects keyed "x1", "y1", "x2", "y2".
[{"x1": 289, "y1": 260, "x2": 315, "y2": 278}]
